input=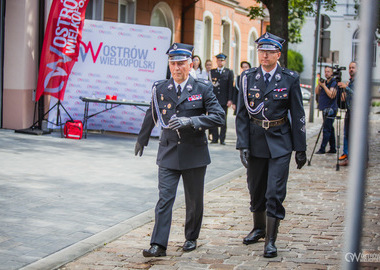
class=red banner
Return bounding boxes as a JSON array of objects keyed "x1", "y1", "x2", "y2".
[{"x1": 36, "y1": 0, "x2": 89, "y2": 101}]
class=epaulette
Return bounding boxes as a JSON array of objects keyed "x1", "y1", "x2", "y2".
[
  {"x1": 281, "y1": 67, "x2": 299, "y2": 78},
  {"x1": 195, "y1": 78, "x2": 212, "y2": 85},
  {"x1": 153, "y1": 79, "x2": 167, "y2": 86},
  {"x1": 243, "y1": 67, "x2": 258, "y2": 76}
]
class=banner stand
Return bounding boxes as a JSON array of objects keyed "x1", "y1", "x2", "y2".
[{"x1": 15, "y1": 101, "x2": 73, "y2": 137}]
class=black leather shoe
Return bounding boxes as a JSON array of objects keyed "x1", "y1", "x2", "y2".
[
  {"x1": 243, "y1": 228, "x2": 266, "y2": 245},
  {"x1": 327, "y1": 149, "x2": 336, "y2": 154},
  {"x1": 142, "y1": 244, "x2": 166, "y2": 257},
  {"x1": 220, "y1": 141, "x2": 226, "y2": 145},
  {"x1": 183, "y1": 240, "x2": 197, "y2": 252},
  {"x1": 315, "y1": 149, "x2": 325, "y2": 154},
  {"x1": 210, "y1": 141, "x2": 218, "y2": 144}
]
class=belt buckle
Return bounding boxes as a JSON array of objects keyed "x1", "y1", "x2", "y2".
[{"x1": 262, "y1": 120, "x2": 270, "y2": 130}]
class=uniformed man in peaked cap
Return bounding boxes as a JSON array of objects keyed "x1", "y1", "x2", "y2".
[
  {"x1": 135, "y1": 43, "x2": 225, "y2": 257},
  {"x1": 235, "y1": 33, "x2": 307, "y2": 258},
  {"x1": 209, "y1": 53, "x2": 234, "y2": 144}
]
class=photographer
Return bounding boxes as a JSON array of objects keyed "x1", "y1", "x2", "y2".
[
  {"x1": 337, "y1": 61, "x2": 356, "y2": 166},
  {"x1": 315, "y1": 66, "x2": 338, "y2": 154}
]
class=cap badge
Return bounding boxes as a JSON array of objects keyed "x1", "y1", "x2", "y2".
[
  {"x1": 265, "y1": 33, "x2": 269, "y2": 38},
  {"x1": 173, "y1": 44, "x2": 177, "y2": 50}
]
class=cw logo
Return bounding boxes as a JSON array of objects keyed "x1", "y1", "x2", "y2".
[{"x1": 79, "y1": 41, "x2": 103, "y2": 63}]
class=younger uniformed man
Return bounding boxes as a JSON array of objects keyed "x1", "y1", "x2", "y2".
[
  {"x1": 135, "y1": 43, "x2": 225, "y2": 257},
  {"x1": 209, "y1": 53, "x2": 234, "y2": 144},
  {"x1": 235, "y1": 33, "x2": 307, "y2": 258}
]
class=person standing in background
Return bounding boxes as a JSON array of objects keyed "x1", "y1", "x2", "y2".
[
  {"x1": 315, "y1": 66, "x2": 338, "y2": 154},
  {"x1": 232, "y1": 61, "x2": 251, "y2": 114},
  {"x1": 209, "y1": 53, "x2": 234, "y2": 145},
  {"x1": 192, "y1": 55, "x2": 208, "y2": 80},
  {"x1": 337, "y1": 61, "x2": 356, "y2": 166},
  {"x1": 204, "y1": 59, "x2": 213, "y2": 81}
]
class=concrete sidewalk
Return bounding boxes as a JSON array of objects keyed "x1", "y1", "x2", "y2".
[{"x1": 54, "y1": 110, "x2": 380, "y2": 269}]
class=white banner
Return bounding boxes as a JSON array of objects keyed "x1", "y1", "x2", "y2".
[{"x1": 48, "y1": 20, "x2": 171, "y2": 135}]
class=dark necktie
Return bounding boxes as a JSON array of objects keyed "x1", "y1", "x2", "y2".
[
  {"x1": 265, "y1": 73, "x2": 271, "y2": 87},
  {"x1": 177, "y1": 85, "x2": 181, "y2": 99}
]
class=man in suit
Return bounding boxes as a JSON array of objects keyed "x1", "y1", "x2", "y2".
[
  {"x1": 135, "y1": 43, "x2": 225, "y2": 257},
  {"x1": 235, "y1": 33, "x2": 307, "y2": 258},
  {"x1": 209, "y1": 53, "x2": 234, "y2": 145}
]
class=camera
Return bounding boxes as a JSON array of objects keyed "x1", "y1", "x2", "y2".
[
  {"x1": 319, "y1": 78, "x2": 325, "y2": 83},
  {"x1": 332, "y1": 65, "x2": 346, "y2": 83}
]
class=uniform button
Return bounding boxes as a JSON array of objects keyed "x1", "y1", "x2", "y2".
[
  {"x1": 199, "y1": 127, "x2": 202, "y2": 131},
  {"x1": 176, "y1": 110, "x2": 179, "y2": 113},
  {"x1": 178, "y1": 141, "x2": 181, "y2": 144},
  {"x1": 265, "y1": 108, "x2": 268, "y2": 111},
  {"x1": 265, "y1": 98, "x2": 268, "y2": 101}
]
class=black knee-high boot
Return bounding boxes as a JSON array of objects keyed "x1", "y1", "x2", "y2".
[
  {"x1": 264, "y1": 216, "x2": 280, "y2": 258},
  {"x1": 243, "y1": 211, "x2": 266, "y2": 245}
]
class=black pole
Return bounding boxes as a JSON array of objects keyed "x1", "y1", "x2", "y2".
[
  {"x1": 37, "y1": 0, "x2": 45, "y2": 129},
  {"x1": 0, "y1": 0, "x2": 5, "y2": 128}
]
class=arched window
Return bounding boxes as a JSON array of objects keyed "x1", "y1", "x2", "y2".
[
  {"x1": 203, "y1": 15, "x2": 213, "y2": 62},
  {"x1": 248, "y1": 28, "x2": 259, "y2": 67},
  {"x1": 221, "y1": 19, "x2": 231, "y2": 67},
  {"x1": 150, "y1": 2, "x2": 174, "y2": 42},
  {"x1": 352, "y1": 29, "x2": 377, "y2": 66},
  {"x1": 233, "y1": 23, "x2": 241, "y2": 75}
]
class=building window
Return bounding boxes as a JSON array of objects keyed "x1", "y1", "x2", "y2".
[
  {"x1": 150, "y1": 2, "x2": 174, "y2": 42},
  {"x1": 222, "y1": 20, "x2": 231, "y2": 67},
  {"x1": 119, "y1": 0, "x2": 135, "y2": 24},
  {"x1": 203, "y1": 16, "x2": 212, "y2": 61},
  {"x1": 248, "y1": 30, "x2": 258, "y2": 67},
  {"x1": 85, "y1": 0, "x2": 103, "y2": 20},
  {"x1": 233, "y1": 24, "x2": 241, "y2": 75},
  {"x1": 352, "y1": 29, "x2": 377, "y2": 67}
]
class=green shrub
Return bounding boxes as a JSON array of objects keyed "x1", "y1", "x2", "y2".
[{"x1": 287, "y1": 49, "x2": 304, "y2": 74}]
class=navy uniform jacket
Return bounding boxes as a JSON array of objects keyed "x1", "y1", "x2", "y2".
[
  {"x1": 137, "y1": 76, "x2": 225, "y2": 170},
  {"x1": 236, "y1": 65, "x2": 306, "y2": 158},
  {"x1": 210, "y1": 68, "x2": 234, "y2": 106}
]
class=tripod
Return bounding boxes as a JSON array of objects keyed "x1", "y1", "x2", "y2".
[
  {"x1": 308, "y1": 111, "x2": 342, "y2": 170},
  {"x1": 30, "y1": 100, "x2": 73, "y2": 137}
]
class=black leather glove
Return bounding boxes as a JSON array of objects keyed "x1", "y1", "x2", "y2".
[
  {"x1": 168, "y1": 116, "x2": 193, "y2": 130},
  {"x1": 295, "y1": 151, "x2": 307, "y2": 169},
  {"x1": 134, "y1": 141, "x2": 144, "y2": 157},
  {"x1": 239, "y1": 149, "x2": 250, "y2": 168}
]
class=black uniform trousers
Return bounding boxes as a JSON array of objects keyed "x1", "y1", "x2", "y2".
[
  {"x1": 151, "y1": 166, "x2": 207, "y2": 248},
  {"x1": 246, "y1": 153, "x2": 291, "y2": 220},
  {"x1": 210, "y1": 105, "x2": 228, "y2": 143}
]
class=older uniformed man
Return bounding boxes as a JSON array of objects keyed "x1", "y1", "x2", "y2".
[
  {"x1": 235, "y1": 33, "x2": 307, "y2": 258},
  {"x1": 135, "y1": 43, "x2": 225, "y2": 257},
  {"x1": 209, "y1": 53, "x2": 234, "y2": 145}
]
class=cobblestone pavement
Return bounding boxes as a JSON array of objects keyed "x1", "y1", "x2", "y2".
[{"x1": 60, "y1": 115, "x2": 380, "y2": 270}]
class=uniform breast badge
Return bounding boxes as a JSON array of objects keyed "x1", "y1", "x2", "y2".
[
  {"x1": 250, "y1": 101, "x2": 254, "y2": 107},
  {"x1": 167, "y1": 103, "x2": 172, "y2": 109},
  {"x1": 162, "y1": 109, "x2": 167, "y2": 115},
  {"x1": 160, "y1": 94, "x2": 164, "y2": 101}
]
